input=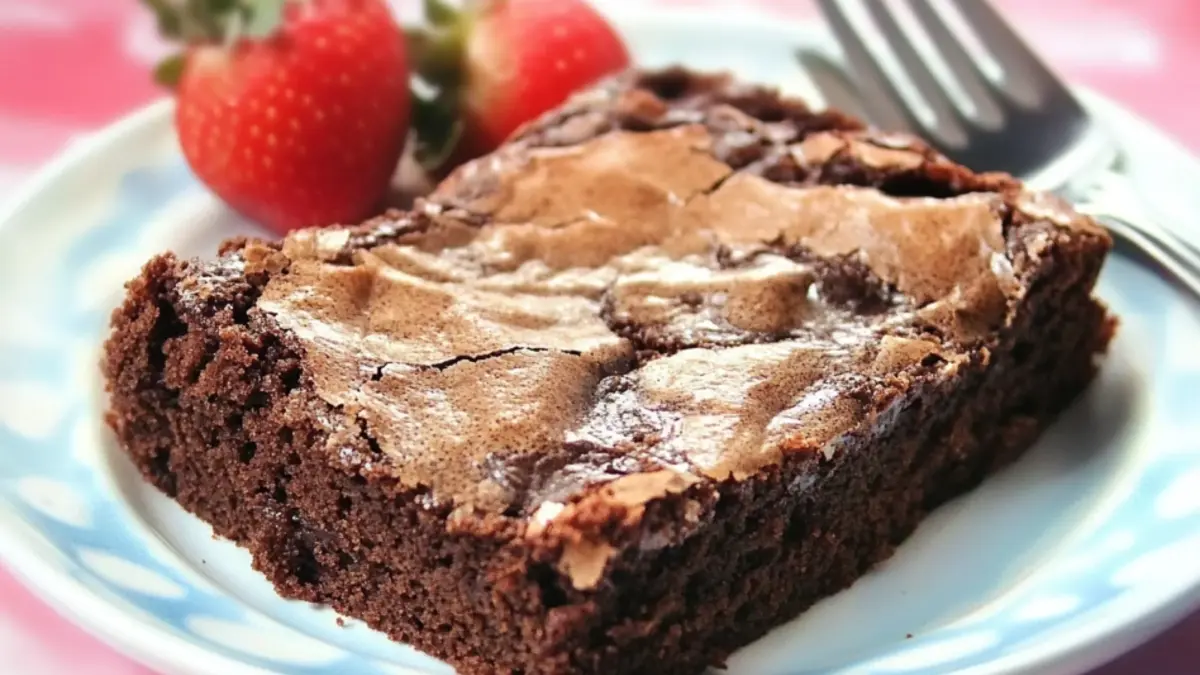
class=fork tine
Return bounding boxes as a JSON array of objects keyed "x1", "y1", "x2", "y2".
[
  {"x1": 795, "y1": 50, "x2": 872, "y2": 122},
  {"x1": 859, "y1": 0, "x2": 968, "y2": 144},
  {"x1": 954, "y1": 0, "x2": 1073, "y2": 102},
  {"x1": 908, "y1": 0, "x2": 1004, "y2": 124},
  {"x1": 815, "y1": 0, "x2": 923, "y2": 134}
]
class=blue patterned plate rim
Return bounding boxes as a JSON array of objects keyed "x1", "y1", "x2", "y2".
[{"x1": 1, "y1": 9, "x2": 1199, "y2": 675}]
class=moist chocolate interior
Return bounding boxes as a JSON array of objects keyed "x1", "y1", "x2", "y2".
[{"x1": 219, "y1": 70, "x2": 1100, "y2": 520}]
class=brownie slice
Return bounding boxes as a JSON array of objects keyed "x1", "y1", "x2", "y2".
[{"x1": 103, "y1": 68, "x2": 1115, "y2": 675}]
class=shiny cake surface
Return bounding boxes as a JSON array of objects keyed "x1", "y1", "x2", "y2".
[{"x1": 230, "y1": 74, "x2": 1101, "y2": 565}]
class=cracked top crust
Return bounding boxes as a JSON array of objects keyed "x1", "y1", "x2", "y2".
[{"x1": 229, "y1": 69, "x2": 1101, "y2": 539}]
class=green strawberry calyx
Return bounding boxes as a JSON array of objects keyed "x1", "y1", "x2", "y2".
[
  {"x1": 141, "y1": 0, "x2": 295, "y2": 86},
  {"x1": 406, "y1": 0, "x2": 493, "y2": 171}
]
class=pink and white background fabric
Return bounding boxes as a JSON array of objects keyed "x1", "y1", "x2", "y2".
[{"x1": 0, "y1": 1, "x2": 1196, "y2": 673}]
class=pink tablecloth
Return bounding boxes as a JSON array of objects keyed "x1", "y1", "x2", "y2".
[{"x1": 1, "y1": 1, "x2": 1197, "y2": 673}]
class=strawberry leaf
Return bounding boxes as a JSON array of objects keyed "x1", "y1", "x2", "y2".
[
  {"x1": 411, "y1": 90, "x2": 464, "y2": 171},
  {"x1": 181, "y1": 0, "x2": 231, "y2": 41},
  {"x1": 141, "y1": 0, "x2": 265, "y2": 44},
  {"x1": 153, "y1": 53, "x2": 188, "y2": 88},
  {"x1": 243, "y1": 0, "x2": 289, "y2": 39},
  {"x1": 141, "y1": 0, "x2": 184, "y2": 39},
  {"x1": 410, "y1": 26, "x2": 465, "y2": 86},
  {"x1": 423, "y1": 0, "x2": 460, "y2": 26}
]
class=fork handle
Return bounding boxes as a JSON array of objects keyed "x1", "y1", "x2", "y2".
[{"x1": 1070, "y1": 173, "x2": 1200, "y2": 301}]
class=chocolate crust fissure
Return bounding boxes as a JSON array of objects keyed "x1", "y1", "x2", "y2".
[{"x1": 104, "y1": 67, "x2": 1114, "y2": 675}]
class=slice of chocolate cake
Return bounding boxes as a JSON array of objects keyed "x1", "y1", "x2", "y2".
[{"x1": 103, "y1": 68, "x2": 1114, "y2": 675}]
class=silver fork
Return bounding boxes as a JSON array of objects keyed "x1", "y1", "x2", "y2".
[{"x1": 814, "y1": 0, "x2": 1200, "y2": 298}]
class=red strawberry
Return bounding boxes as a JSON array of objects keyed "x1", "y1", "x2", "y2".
[
  {"x1": 146, "y1": 0, "x2": 411, "y2": 234},
  {"x1": 409, "y1": 0, "x2": 630, "y2": 171}
]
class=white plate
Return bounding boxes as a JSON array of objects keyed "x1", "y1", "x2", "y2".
[{"x1": 1, "y1": 9, "x2": 1199, "y2": 675}]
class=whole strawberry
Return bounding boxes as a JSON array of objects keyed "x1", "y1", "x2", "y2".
[
  {"x1": 146, "y1": 0, "x2": 411, "y2": 234},
  {"x1": 409, "y1": 0, "x2": 630, "y2": 171}
]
